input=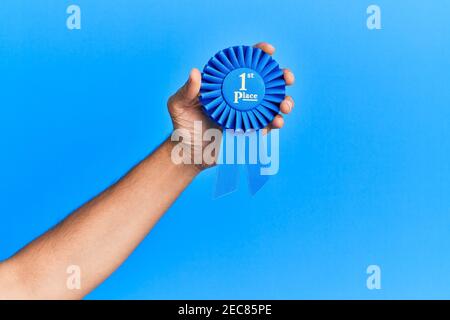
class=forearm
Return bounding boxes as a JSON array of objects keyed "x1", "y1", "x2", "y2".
[{"x1": 0, "y1": 138, "x2": 198, "y2": 299}]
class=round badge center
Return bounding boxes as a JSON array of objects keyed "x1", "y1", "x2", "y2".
[{"x1": 222, "y1": 68, "x2": 265, "y2": 111}]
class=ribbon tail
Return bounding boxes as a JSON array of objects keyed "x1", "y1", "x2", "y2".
[
  {"x1": 213, "y1": 128, "x2": 272, "y2": 197},
  {"x1": 214, "y1": 164, "x2": 240, "y2": 198},
  {"x1": 246, "y1": 164, "x2": 270, "y2": 196},
  {"x1": 214, "y1": 129, "x2": 240, "y2": 198}
]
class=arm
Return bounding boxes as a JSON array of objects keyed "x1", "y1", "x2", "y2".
[
  {"x1": 0, "y1": 42, "x2": 295, "y2": 300},
  {"x1": 0, "y1": 139, "x2": 198, "y2": 299}
]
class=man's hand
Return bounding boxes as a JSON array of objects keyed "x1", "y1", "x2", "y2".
[{"x1": 167, "y1": 42, "x2": 296, "y2": 169}]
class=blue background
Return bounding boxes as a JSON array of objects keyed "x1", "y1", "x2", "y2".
[{"x1": 1, "y1": 0, "x2": 450, "y2": 299}]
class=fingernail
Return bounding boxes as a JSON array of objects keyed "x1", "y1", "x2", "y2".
[{"x1": 286, "y1": 100, "x2": 293, "y2": 111}]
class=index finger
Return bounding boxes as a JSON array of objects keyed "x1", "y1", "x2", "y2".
[{"x1": 253, "y1": 42, "x2": 275, "y2": 55}]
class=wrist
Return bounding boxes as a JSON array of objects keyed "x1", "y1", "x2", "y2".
[{"x1": 163, "y1": 137, "x2": 203, "y2": 177}]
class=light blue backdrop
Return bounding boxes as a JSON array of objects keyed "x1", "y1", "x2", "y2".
[{"x1": 1, "y1": 0, "x2": 449, "y2": 299}]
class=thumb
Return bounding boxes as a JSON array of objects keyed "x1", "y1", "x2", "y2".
[{"x1": 177, "y1": 68, "x2": 202, "y2": 102}]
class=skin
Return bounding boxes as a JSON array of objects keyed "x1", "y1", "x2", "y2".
[{"x1": 0, "y1": 43, "x2": 295, "y2": 299}]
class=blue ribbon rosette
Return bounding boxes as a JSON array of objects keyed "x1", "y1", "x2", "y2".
[{"x1": 200, "y1": 45, "x2": 286, "y2": 196}]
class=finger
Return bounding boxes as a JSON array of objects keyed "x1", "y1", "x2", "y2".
[
  {"x1": 178, "y1": 68, "x2": 202, "y2": 102},
  {"x1": 283, "y1": 68, "x2": 295, "y2": 86},
  {"x1": 280, "y1": 96, "x2": 294, "y2": 114},
  {"x1": 254, "y1": 42, "x2": 275, "y2": 55},
  {"x1": 271, "y1": 114, "x2": 284, "y2": 129},
  {"x1": 263, "y1": 114, "x2": 285, "y2": 135}
]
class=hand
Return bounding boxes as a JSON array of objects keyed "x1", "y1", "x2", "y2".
[{"x1": 167, "y1": 42, "x2": 296, "y2": 170}]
